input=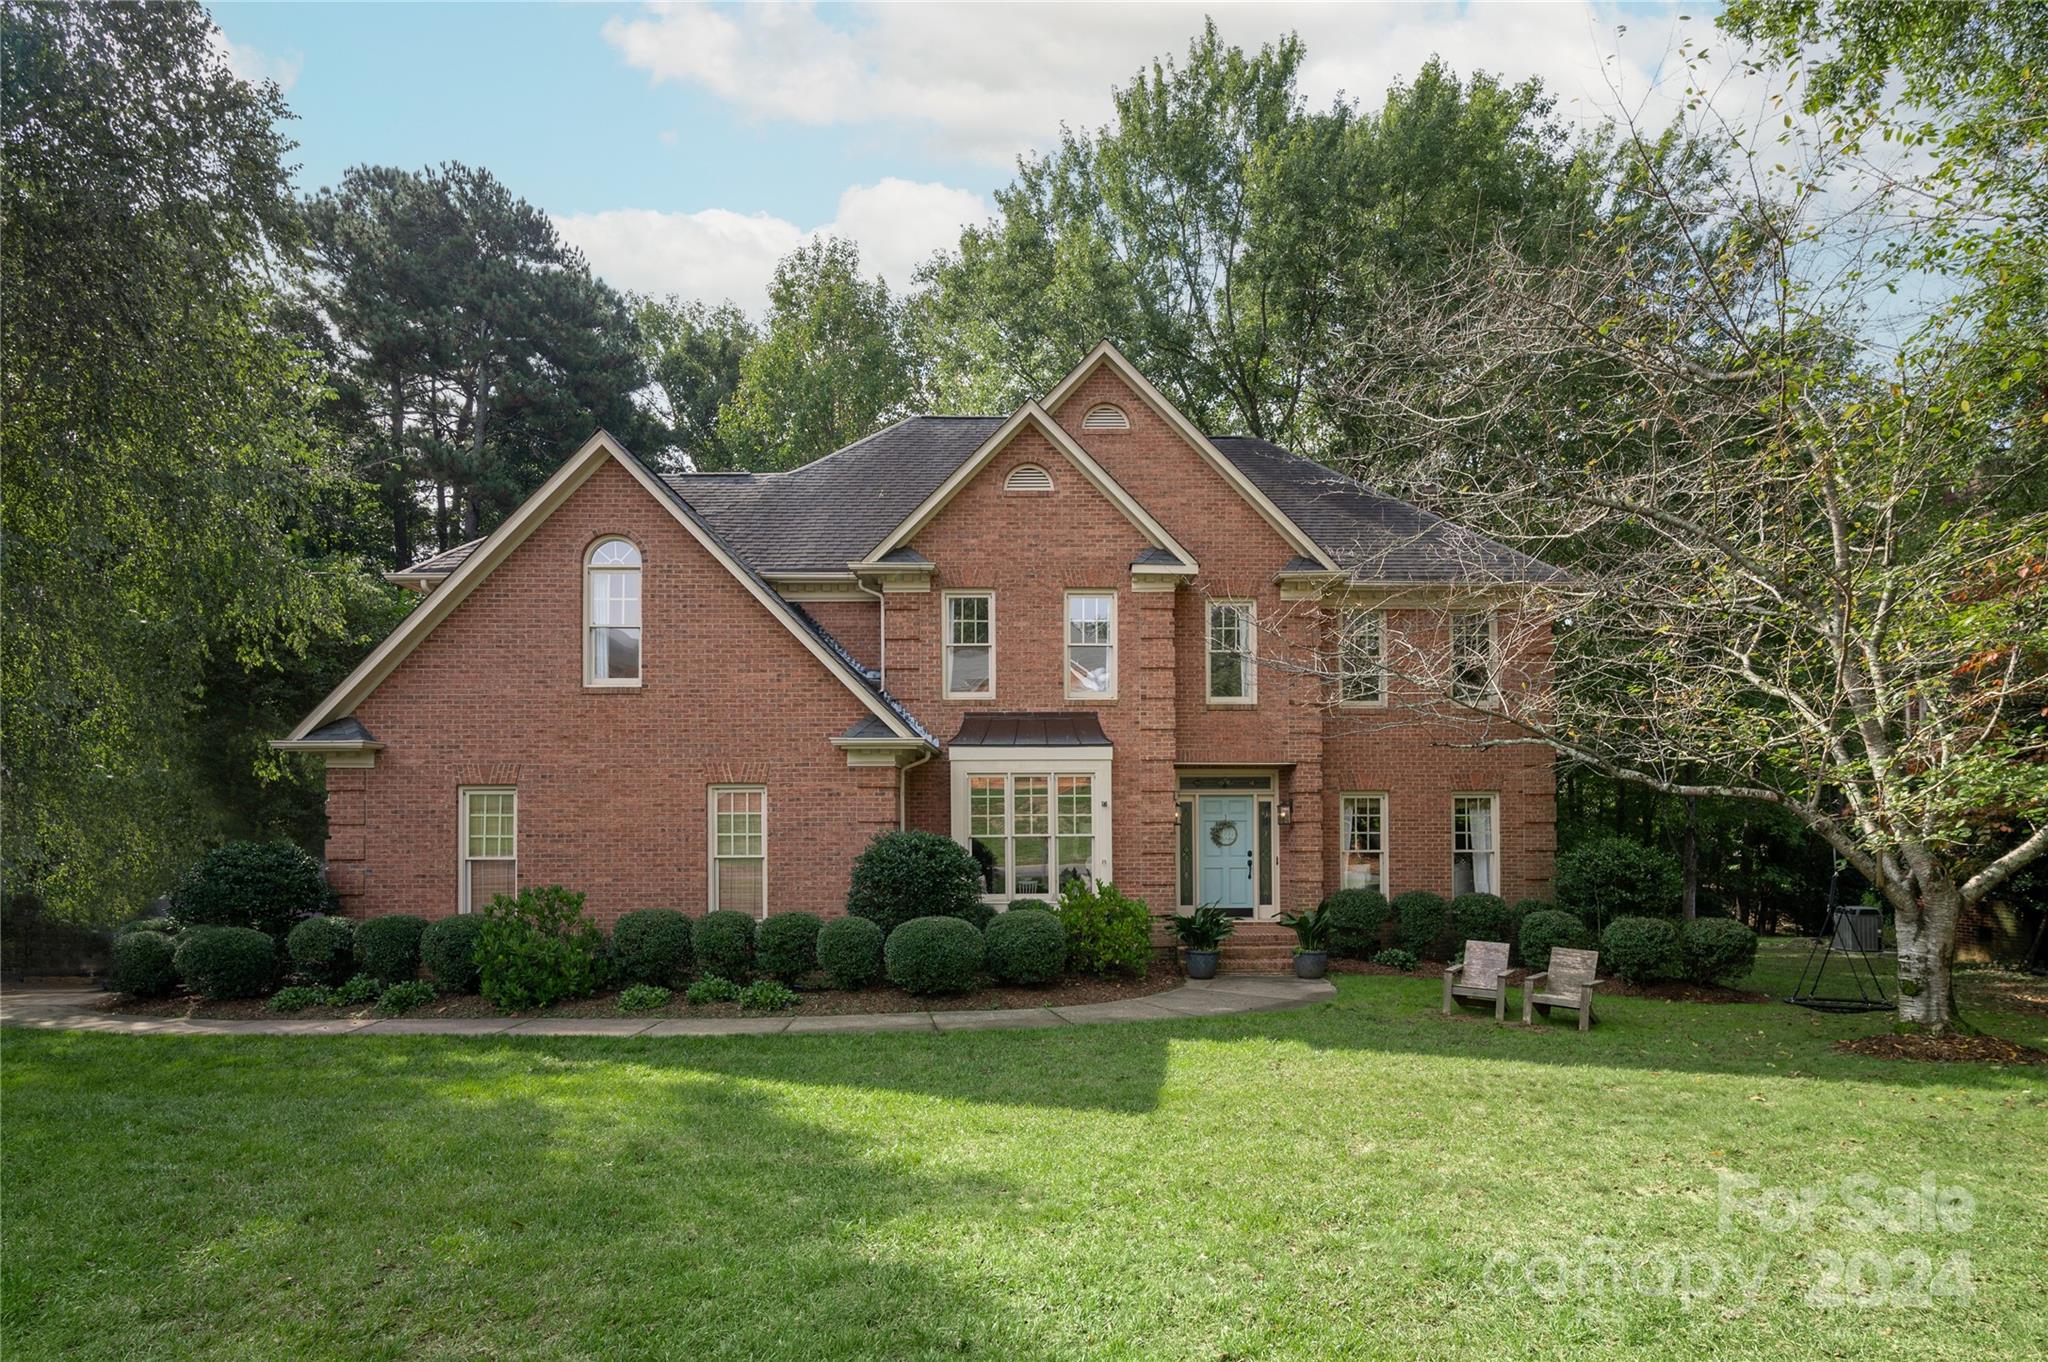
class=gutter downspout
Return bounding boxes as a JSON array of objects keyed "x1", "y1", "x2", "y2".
[
  {"x1": 853, "y1": 576, "x2": 886, "y2": 685},
  {"x1": 898, "y1": 749, "x2": 933, "y2": 830}
]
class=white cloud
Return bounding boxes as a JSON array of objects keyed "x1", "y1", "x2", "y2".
[
  {"x1": 209, "y1": 30, "x2": 304, "y2": 95},
  {"x1": 601, "y1": 2, "x2": 1749, "y2": 166},
  {"x1": 554, "y1": 178, "x2": 990, "y2": 312}
]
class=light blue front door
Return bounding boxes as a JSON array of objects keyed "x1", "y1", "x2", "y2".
[{"x1": 1198, "y1": 796, "x2": 1256, "y2": 912}]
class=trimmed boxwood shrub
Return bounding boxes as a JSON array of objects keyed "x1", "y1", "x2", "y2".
[
  {"x1": 171, "y1": 840, "x2": 328, "y2": 938},
  {"x1": 1556, "y1": 836, "x2": 1683, "y2": 931},
  {"x1": 1321, "y1": 889, "x2": 1390, "y2": 958},
  {"x1": 1516, "y1": 909, "x2": 1589, "y2": 967},
  {"x1": 1600, "y1": 915, "x2": 1682, "y2": 984},
  {"x1": 1391, "y1": 891, "x2": 1449, "y2": 958},
  {"x1": 1512, "y1": 898, "x2": 1556, "y2": 923},
  {"x1": 984, "y1": 908, "x2": 1065, "y2": 985},
  {"x1": 118, "y1": 916, "x2": 180, "y2": 937},
  {"x1": 354, "y1": 914, "x2": 427, "y2": 984},
  {"x1": 109, "y1": 930, "x2": 177, "y2": 997},
  {"x1": 1054, "y1": 881, "x2": 1150, "y2": 978},
  {"x1": 1006, "y1": 898, "x2": 1054, "y2": 914},
  {"x1": 420, "y1": 915, "x2": 486, "y2": 994},
  {"x1": 885, "y1": 916, "x2": 984, "y2": 995},
  {"x1": 173, "y1": 926, "x2": 277, "y2": 1000},
  {"x1": 757, "y1": 912, "x2": 823, "y2": 983},
  {"x1": 817, "y1": 915, "x2": 884, "y2": 989},
  {"x1": 1681, "y1": 917, "x2": 1759, "y2": 986},
  {"x1": 846, "y1": 830, "x2": 986, "y2": 934},
  {"x1": 693, "y1": 910, "x2": 757, "y2": 981},
  {"x1": 477, "y1": 886, "x2": 607, "y2": 1011},
  {"x1": 611, "y1": 908, "x2": 694, "y2": 987},
  {"x1": 285, "y1": 915, "x2": 357, "y2": 986},
  {"x1": 1449, "y1": 892, "x2": 1515, "y2": 946}
]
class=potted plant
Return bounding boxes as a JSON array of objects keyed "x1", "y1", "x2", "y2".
[
  {"x1": 1165, "y1": 904, "x2": 1235, "y2": 980},
  {"x1": 1278, "y1": 904, "x2": 1332, "y2": 979}
]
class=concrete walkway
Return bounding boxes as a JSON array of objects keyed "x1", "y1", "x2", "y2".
[{"x1": 0, "y1": 976, "x2": 1336, "y2": 1038}]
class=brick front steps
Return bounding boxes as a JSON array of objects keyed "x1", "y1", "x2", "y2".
[{"x1": 1216, "y1": 922, "x2": 1300, "y2": 975}]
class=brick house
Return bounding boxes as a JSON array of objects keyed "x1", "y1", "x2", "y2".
[{"x1": 278, "y1": 343, "x2": 1559, "y2": 931}]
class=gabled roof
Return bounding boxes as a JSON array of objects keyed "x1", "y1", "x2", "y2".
[
  {"x1": 386, "y1": 538, "x2": 484, "y2": 588},
  {"x1": 281, "y1": 432, "x2": 934, "y2": 749}
]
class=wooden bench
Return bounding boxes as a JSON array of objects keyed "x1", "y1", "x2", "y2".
[
  {"x1": 1442, "y1": 940, "x2": 1512, "y2": 1021},
  {"x1": 1522, "y1": 947, "x2": 1604, "y2": 1031}
]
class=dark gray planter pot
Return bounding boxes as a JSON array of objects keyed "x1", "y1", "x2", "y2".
[
  {"x1": 1293, "y1": 950, "x2": 1329, "y2": 979},
  {"x1": 1184, "y1": 949, "x2": 1220, "y2": 980}
]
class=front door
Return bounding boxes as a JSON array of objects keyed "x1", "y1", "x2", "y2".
[{"x1": 1197, "y1": 796, "x2": 1256, "y2": 914}]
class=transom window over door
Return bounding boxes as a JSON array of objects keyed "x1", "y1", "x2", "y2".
[
  {"x1": 460, "y1": 788, "x2": 516, "y2": 913},
  {"x1": 1207, "y1": 600, "x2": 1255, "y2": 703},
  {"x1": 1452, "y1": 795, "x2": 1498, "y2": 896},
  {"x1": 1340, "y1": 794, "x2": 1386, "y2": 892},
  {"x1": 586, "y1": 538, "x2": 641, "y2": 685},
  {"x1": 967, "y1": 772, "x2": 1096, "y2": 899},
  {"x1": 945, "y1": 592, "x2": 994, "y2": 698},
  {"x1": 1065, "y1": 592, "x2": 1115, "y2": 697},
  {"x1": 710, "y1": 786, "x2": 766, "y2": 917}
]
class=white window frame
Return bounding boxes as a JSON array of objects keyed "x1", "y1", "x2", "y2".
[
  {"x1": 1064, "y1": 590, "x2": 1118, "y2": 700},
  {"x1": 458, "y1": 786, "x2": 517, "y2": 914},
  {"x1": 1338, "y1": 609, "x2": 1386, "y2": 708},
  {"x1": 584, "y1": 537, "x2": 643, "y2": 688},
  {"x1": 1206, "y1": 599, "x2": 1257, "y2": 705},
  {"x1": 708, "y1": 785, "x2": 768, "y2": 918},
  {"x1": 949, "y1": 748, "x2": 1113, "y2": 906},
  {"x1": 1452, "y1": 794, "x2": 1500, "y2": 897},
  {"x1": 943, "y1": 591, "x2": 996, "y2": 700},
  {"x1": 1339, "y1": 792, "x2": 1388, "y2": 894},
  {"x1": 1450, "y1": 609, "x2": 1499, "y2": 708}
]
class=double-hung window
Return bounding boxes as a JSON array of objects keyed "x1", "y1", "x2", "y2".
[
  {"x1": 1207, "y1": 600, "x2": 1255, "y2": 703},
  {"x1": 586, "y1": 539, "x2": 642, "y2": 684},
  {"x1": 1065, "y1": 592, "x2": 1116, "y2": 698},
  {"x1": 1452, "y1": 795, "x2": 1498, "y2": 896},
  {"x1": 1338, "y1": 609, "x2": 1385, "y2": 706},
  {"x1": 710, "y1": 786, "x2": 766, "y2": 916},
  {"x1": 460, "y1": 788, "x2": 517, "y2": 913},
  {"x1": 967, "y1": 772, "x2": 1097, "y2": 899},
  {"x1": 945, "y1": 592, "x2": 994, "y2": 698},
  {"x1": 1340, "y1": 793, "x2": 1387, "y2": 892},
  {"x1": 1450, "y1": 610, "x2": 1495, "y2": 706}
]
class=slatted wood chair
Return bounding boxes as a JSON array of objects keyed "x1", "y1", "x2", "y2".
[
  {"x1": 1442, "y1": 939, "x2": 1513, "y2": 1021},
  {"x1": 1522, "y1": 947, "x2": 1604, "y2": 1031}
]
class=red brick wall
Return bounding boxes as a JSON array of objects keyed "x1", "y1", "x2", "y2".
[
  {"x1": 799, "y1": 599, "x2": 879, "y2": 663},
  {"x1": 327, "y1": 457, "x2": 899, "y2": 927}
]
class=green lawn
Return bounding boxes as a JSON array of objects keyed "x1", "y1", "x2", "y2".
[{"x1": 4, "y1": 953, "x2": 2043, "y2": 1360}]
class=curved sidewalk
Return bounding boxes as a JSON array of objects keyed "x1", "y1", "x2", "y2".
[{"x1": 0, "y1": 975, "x2": 1336, "y2": 1038}]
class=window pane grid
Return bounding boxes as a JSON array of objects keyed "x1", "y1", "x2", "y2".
[
  {"x1": 1208, "y1": 602, "x2": 1251, "y2": 699},
  {"x1": 712, "y1": 788, "x2": 766, "y2": 915},
  {"x1": 1341, "y1": 794, "x2": 1384, "y2": 892},
  {"x1": 1452, "y1": 796, "x2": 1497, "y2": 896},
  {"x1": 1012, "y1": 776, "x2": 1049, "y2": 835},
  {"x1": 1340, "y1": 610, "x2": 1384, "y2": 704},
  {"x1": 946, "y1": 594, "x2": 994, "y2": 695}
]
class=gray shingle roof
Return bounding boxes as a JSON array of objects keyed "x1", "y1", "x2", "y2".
[
  {"x1": 303, "y1": 717, "x2": 378, "y2": 744},
  {"x1": 394, "y1": 539, "x2": 485, "y2": 577}
]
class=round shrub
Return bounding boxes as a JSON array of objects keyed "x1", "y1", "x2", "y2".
[
  {"x1": 817, "y1": 915, "x2": 884, "y2": 989},
  {"x1": 611, "y1": 908, "x2": 694, "y2": 987},
  {"x1": 1449, "y1": 892, "x2": 1515, "y2": 946},
  {"x1": 285, "y1": 915, "x2": 357, "y2": 986},
  {"x1": 1516, "y1": 910, "x2": 1589, "y2": 967},
  {"x1": 983, "y1": 908, "x2": 1065, "y2": 985},
  {"x1": 1555, "y1": 836, "x2": 1682, "y2": 931},
  {"x1": 354, "y1": 914, "x2": 427, "y2": 984},
  {"x1": 1054, "y1": 882, "x2": 1151, "y2": 978},
  {"x1": 171, "y1": 840, "x2": 328, "y2": 938},
  {"x1": 1512, "y1": 898, "x2": 1555, "y2": 922},
  {"x1": 846, "y1": 830, "x2": 985, "y2": 934},
  {"x1": 118, "y1": 915, "x2": 180, "y2": 937},
  {"x1": 1600, "y1": 915, "x2": 1682, "y2": 984},
  {"x1": 1007, "y1": 898, "x2": 1054, "y2": 914},
  {"x1": 1391, "y1": 891, "x2": 1449, "y2": 958},
  {"x1": 884, "y1": 916, "x2": 984, "y2": 996},
  {"x1": 1681, "y1": 917, "x2": 1759, "y2": 986},
  {"x1": 421, "y1": 915, "x2": 486, "y2": 993},
  {"x1": 476, "y1": 886, "x2": 607, "y2": 1010},
  {"x1": 172, "y1": 926, "x2": 277, "y2": 1000},
  {"x1": 757, "y1": 912, "x2": 823, "y2": 983},
  {"x1": 693, "y1": 910, "x2": 757, "y2": 981},
  {"x1": 1321, "y1": 889, "x2": 1390, "y2": 958},
  {"x1": 109, "y1": 930, "x2": 177, "y2": 997}
]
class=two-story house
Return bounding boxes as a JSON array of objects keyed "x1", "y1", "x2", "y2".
[{"x1": 277, "y1": 343, "x2": 1559, "y2": 931}]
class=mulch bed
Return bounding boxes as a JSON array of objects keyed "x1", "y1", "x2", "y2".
[
  {"x1": 1326, "y1": 957, "x2": 1768, "y2": 1003},
  {"x1": 1833, "y1": 1032, "x2": 2048, "y2": 1066},
  {"x1": 90, "y1": 961, "x2": 1184, "y2": 1024}
]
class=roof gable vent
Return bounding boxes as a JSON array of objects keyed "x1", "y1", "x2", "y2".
[
  {"x1": 1080, "y1": 403, "x2": 1130, "y2": 431},
  {"x1": 1003, "y1": 462, "x2": 1054, "y2": 492}
]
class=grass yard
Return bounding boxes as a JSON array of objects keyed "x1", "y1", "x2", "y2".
[{"x1": 4, "y1": 947, "x2": 2044, "y2": 1360}]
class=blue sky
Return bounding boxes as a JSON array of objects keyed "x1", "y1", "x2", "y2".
[{"x1": 213, "y1": 3, "x2": 1728, "y2": 312}]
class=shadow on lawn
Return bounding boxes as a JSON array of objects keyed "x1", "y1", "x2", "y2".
[{"x1": 2, "y1": 1034, "x2": 1067, "y2": 1360}]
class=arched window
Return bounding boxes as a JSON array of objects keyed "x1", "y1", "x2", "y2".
[
  {"x1": 1081, "y1": 403, "x2": 1130, "y2": 431},
  {"x1": 586, "y1": 538, "x2": 641, "y2": 684},
  {"x1": 1003, "y1": 463, "x2": 1054, "y2": 492}
]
